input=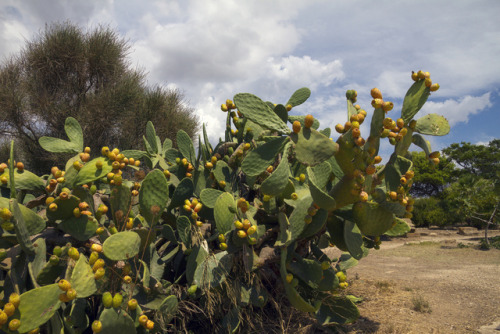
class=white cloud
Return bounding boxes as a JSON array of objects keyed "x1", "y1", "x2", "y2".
[{"x1": 420, "y1": 92, "x2": 492, "y2": 126}]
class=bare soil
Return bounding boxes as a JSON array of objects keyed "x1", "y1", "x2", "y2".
[{"x1": 330, "y1": 227, "x2": 500, "y2": 334}]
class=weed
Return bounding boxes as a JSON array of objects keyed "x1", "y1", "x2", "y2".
[{"x1": 411, "y1": 294, "x2": 432, "y2": 313}]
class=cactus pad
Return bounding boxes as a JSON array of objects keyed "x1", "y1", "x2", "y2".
[
  {"x1": 415, "y1": 113, "x2": 450, "y2": 136},
  {"x1": 234, "y1": 93, "x2": 291, "y2": 134},
  {"x1": 401, "y1": 79, "x2": 430, "y2": 123},
  {"x1": 214, "y1": 192, "x2": 236, "y2": 234},
  {"x1": 75, "y1": 157, "x2": 112, "y2": 185},
  {"x1": 98, "y1": 308, "x2": 135, "y2": 334},
  {"x1": 241, "y1": 136, "x2": 289, "y2": 177},
  {"x1": 102, "y1": 231, "x2": 141, "y2": 261},
  {"x1": 352, "y1": 202, "x2": 394, "y2": 236},
  {"x1": 17, "y1": 284, "x2": 62, "y2": 333},
  {"x1": 286, "y1": 87, "x2": 311, "y2": 107},
  {"x1": 139, "y1": 169, "x2": 169, "y2": 225},
  {"x1": 70, "y1": 255, "x2": 97, "y2": 298},
  {"x1": 291, "y1": 127, "x2": 338, "y2": 166}
]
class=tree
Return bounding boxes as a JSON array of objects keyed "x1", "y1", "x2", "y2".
[
  {"x1": 409, "y1": 151, "x2": 456, "y2": 197},
  {"x1": 0, "y1": 22, "x2": 199, "y2": 173},
  {"x1": 442, "y1": 139, "x2": 500, "y2": 179}
]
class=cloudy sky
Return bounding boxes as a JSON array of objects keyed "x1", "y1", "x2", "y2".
[{"x1": 1, "y1": 0, "x2": 499, "y2": 159}]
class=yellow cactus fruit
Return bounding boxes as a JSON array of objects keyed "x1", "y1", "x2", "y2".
[
  {"x1": 94, "y1": 267, "x2": 105, "y2": 279},
  {"x1": 219, "y1": 180, "x2": 226, "y2": 188},
  {"x1": 242, "y1": 219, "x2": 252, "y2": 230},
  {"x1": 417, "y1": 70, "x2": 425, "y2": 79},
  {"x1": 339, "y1": 282, "x2": 349, "y2": 289},
  {"x1": 237, "y1": 230, "x2": 247, "y2": 239},
  {"x1": 9, "y1": 292, "x2": 20, "y2": 308},
  {"x1": 219, "y1": 243, "x2": 228, "y2": 250},
  {"x1": 139, "y1": 315, "x2": 148, "y2": 326},
  {"x1": 112, "y1": 293, "x2": 123, "y2": 308},
  {"x1": 286, "y1": 104, "x2": 292, "y2": 111},
  {"x1": 365, "y1": 165, "x2": 376, "y2": 175},
  {"x1": 425, "y1": 77, "x2": 432, "y2": 87},
  {"x1": 292, "y1": 120, "x2": 301, "y2": 134},
  {"x1": 3, "y1": 302, "x2": 15, "y2": 316},
  {"x1": 373, "y1": 156, "x2": 382, "y2": 164},
  {"x1": 352, "y1": 128, "x2": 361, "y2": 139},
  {"x1": 128, "y1": 298, "x2": 138, "y2": 310},
  {"x1": 92, "y1": 320, "x2": 103, "y2": 333},
  {"x1": 370, "y1": 87, "x2": 383, "y2": 99},
  {"x1": 262, "y1": 194, "x2": 271, "y2": 202},
  {"x1": 58, "y1": 192, "x2": 69, "y2": 201},
  {"x1": 382, "y1": 101, "x2": 394, "y2": 112},
  {"x1": 429, "y1": 151, "x2": 441, "y2": 159},
  {"x1": 291, "y1": 192, "x2": 298, "y2": 200},
  {"x1": 8, "y1": 319, "x2": 21, "y2": 331},
  {"x1": 234, "y1": 220, "x2": 244, "y2": 229},
  {"x1": 321, "y1": 261, "x2": 330, "y2": 271},
  {"x1": 335, "y1": 123, "x2": 345, "y2": 134},
  {"x1": 430, "y1": 83, "x2": 440, "y2": 92},
  {"x1": 299, "y1": 173, "x2": 306, "y2": 182},
  {"x1": 371, "y1": 98, "x2": 383, "y2": 109},
  {"x1": 304, "y1": 215, "x2": 313, "y2": 224},
  {"x1": 359, "y1": 191, "x2": 369, "y2": 202},
  {"x1": 68, "y1": 247, "x2": 80, "y2": 261},
  {"x1": 286, "y1": 273, "x2": 294, "y2": 283},
  {"x1": 354, "y1": 104, "x2": 361, "y2": 110},
  {"x1": 49, "y1": 203, "x2": 58, "y2": 212},
  {"x1": 247, "y1": 225, "x2": 257, "y2": 235},
  {"x1": 66, "y1": 288, "x2": 77, "y2": 300},
  {"x1": 144, "y1": 320, "x2": 154, "y2": 330},
  {"x1": 336, "y1": 271, "x2": 347, "y2": 282},
  {"x1": 389, "y1": 191, "x2": 398, "y2": 201},
  {"x1": 304, "y1": 114, "x2": 314, "y2": 128},
  {"x1": 58, "y1": 279, "x2": 71, "y2": 292},
  {"x1": 92, "y1": 259, "x2": 105, "y2": 272},
  {"x1": 0, "y1": 310, "x2": 7, "y2": 325},
  {"x1": 28, "y1": 328, "x2": 40, "y2": 334},
  {"x1": 91, "y1": 244, "x2": 103, "y2": 253}
]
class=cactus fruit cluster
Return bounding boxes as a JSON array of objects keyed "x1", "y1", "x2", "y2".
[{"x1": 0, "y1": 70, "x2": 449, "y2": 332}]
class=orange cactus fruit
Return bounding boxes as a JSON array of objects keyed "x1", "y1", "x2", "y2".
[
  {"x1": 292, "y1": 120, "x2": 301, "y2": 134},
  {"x1": 370, "y1": 87, "x2": 383, "y2": 99},
  {"x1": 304, "y1": 114, "x2": 314, "y2": 128}
]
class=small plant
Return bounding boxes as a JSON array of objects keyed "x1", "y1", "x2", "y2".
[{"x1": 411, "y1": 293, "x2": 432, "y2": 313}]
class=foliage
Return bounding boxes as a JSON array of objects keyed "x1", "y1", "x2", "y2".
[
  {"x1": 442, "y1": 139, "x2": 500, "y2": 180},
  {"x1": 0, "y1": 70, "x2": 448, "y2": 333},
  {"x1": 412, "y1": 197, "x2": 459, "y2": 227},
  {"x1": 0, "y1": 22, "x2": 199, "y2": 174},
  {"x1": 409, "y1": 151, "x2": 456, "y2": 197}
]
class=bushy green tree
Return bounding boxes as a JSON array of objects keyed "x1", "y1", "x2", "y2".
[
  {"x1": 409, "y1": 151, "x2": 456, "y2": 197},
  {"x1": 0, "y1": 22, "x2": 199, "y2": 173}
]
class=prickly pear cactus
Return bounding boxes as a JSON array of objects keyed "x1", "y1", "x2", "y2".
[{"x1": 0, "y1": 70, "x2": 448, "y2": 333}]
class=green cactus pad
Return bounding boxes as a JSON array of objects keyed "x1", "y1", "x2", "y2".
[
  {"x1": 288, "y1": 115, "x2": 320, "y2": 130},
  {"x1": 66, "y1": 298, "x2": 89, "y2": 329},
  {"x1": 343, "y1": 219, "x2": 364, "y2": 260},
  {"x1": 200, "y1": 188, "x2": 224, "y2": 208},
  {"x1": 110, "y1": 184, "x2": 132, "y2": 228},
  {"x1": 234, "y1": 93, "x2": 291, "y2": 134},
  {"x1": 320, "y1": 127, "x2": 331, "y2": 137},
  {"x1": 169, "y1": 177, "x2": 194, "y2": 210},
  {"x1": 307, "y1": 167, "x2": 336, "y2": 210},
  {"x1": 395, "y1": 127, "x2": 414, "y2": 156},
  {"x1": 177, "y1": 216, "x2": 192, "y2": 247},
  {"x1": 214, "y1": 192, "x2": 236, "y2": 235},
  {"x1": 347, "y1": 100, "x2": 358, "y2": 120},
  {"x1": 70, "y1": 255, "x2": 97, "y2": 298},
  {"x1": 414, "y1": 113, "x2": 450, "y2": 136},
  {"x1": 39, "y1": 117, "x2": 83, "y2": 153},
  {"x1": 163, "y1": 137, "x2": 174, "y2": 154},
  {"x1": 286, "y1": 87, "x2": 311, "y2": 107},
  {"x1": 326, "y1": 215, "x2": 348, "y2": 252},
  {"x1": 315, "y1": 296, "x2": 359, "y2": 325},
  {"x1": 159, "y1": 295, "x2": 179, "y2": 324},
  {"x1": 186, "y1": 243, "x2": 209, "y2": 283},
  {"x1": 352, "y1": 202, "x2": 394, "y2": 236},
  {"x1": 193, "y1": 251, "x2": 233, "y2": 289},
  {"x1": 29, "y1": 238, "x2": 46, "y2": 279},
  {"x1": 384, "y1": 217, "x2": 411, "y2": 236},
  {"x1": 290, "y1": 127, "x2": 339, "y2": 166},
  {"x1": 177, "y1": 129, "x2": 197, "y2": 164},
  {"x1": 384, "y1": 155, "x2": 412, "y2": 192},
  {"x1": 10, "y1": 198, "x2": 35, "y2": 255},
  {"x1": 317, "y1": 267, "x2": 340, "y2": 291},
  {"x1": 279, "y1": 248, "x2": 317, "y2": 313},
  {"x1": 99, "y1": 308, "x2": 135, "y2": 334},
  {"x1": 102, "y1": 231, "x2": 141, "y2": 261},
  {"x1": 289, "y1": 195, "x2": 314, "y2": 242},
  {"x1": 75, "y1": 157, "x2": 113, "y2": 186},
  {"x1": 288, "y1": 257, "x2": 323, "y2": 289},
  {"x1": 241, "y1": 136, "x2": 289, "y2": 177},
  {"x1": 17, "y1": 283, "x2": 62, "y2": 333},
  {"x1": 46, "y1": 195, "x2": 80, "y2": 221},
  {"x1": 121, "y1": 149, "x2": 147, "y2": 160},
  {"x1": 261, "y1": 142, "x2": 291, "y2": 196},
  {"x1": 145, "y1": 121, "x2": 159, "y2": 153},
  {"x1": 213, "y1": 160, "x2": 232, "y2": 184},
  {"x1": 0, "y1": 168, "x2": 45, "y2": 191},
  {"x1": 412, "y1": 133, "x2": 432, "y2": 156},
  {"x1": 273, "y1": 104, "x2": 289, "y2": 123},
  {"x1": 379, "y1": 200, "x2": 407, "y2": 217},
  {"x1": 240, "y1": 284, "x2": 268, "y2": 307},
  {"x1": 0, "y1": 197, "x2": 45, "y2": 235},
  {"x1": 300, "y1": 208, "x2": 328, "y2": 239},
  {"x1": 139, "y1": 169, "x2": 169, "y2": 225},
  {"x1": 401, "y1": 79, "x2": 430, "y2": 123},
  {"x1": 58, "y1": 215, "x2": 99, "y2": 241}
]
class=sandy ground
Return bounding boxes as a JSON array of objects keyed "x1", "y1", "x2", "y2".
[{"x1": 331, "y1": 227, "x2": 500, "y2": 334}]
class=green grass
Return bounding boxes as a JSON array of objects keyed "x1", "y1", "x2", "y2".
[{"x1": 411, "y1": 294, "x2": 432, "y2": 313}]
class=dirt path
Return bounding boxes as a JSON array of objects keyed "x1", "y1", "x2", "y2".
[{"x1": 333, "y1": 228, "x2": 500, "y2": 334}]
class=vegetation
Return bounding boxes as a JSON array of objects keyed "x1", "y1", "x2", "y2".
[
  {"x1": 0, "y1": 70, "x2": 447, "y2": 332},
  {"x1": 0, "y1": 22, "x2": 199, "y2": 174}
]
